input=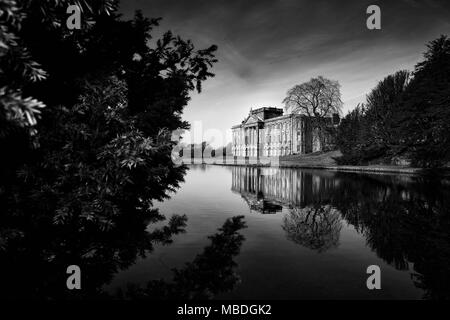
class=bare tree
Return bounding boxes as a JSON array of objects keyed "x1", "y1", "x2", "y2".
[{"x1": 283, "y1": 76, "x2": 342, "y2": 150}]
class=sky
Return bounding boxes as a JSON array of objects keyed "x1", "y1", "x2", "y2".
[{"x1": 119, "y1": 0, "x2": 450, "y2": 147}]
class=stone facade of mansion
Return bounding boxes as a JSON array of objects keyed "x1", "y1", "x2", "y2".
[{"x1": 231, "y1": 107, "x2": 339, "y2": 157}]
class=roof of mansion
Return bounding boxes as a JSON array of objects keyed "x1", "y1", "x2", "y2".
[{"x1": 232, "y1": 107, "x2": 305, "y2": 129}]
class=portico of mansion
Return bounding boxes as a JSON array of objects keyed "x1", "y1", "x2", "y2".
[{"x1": 231, "y1": 107, "x2": 338, "y2": 157}]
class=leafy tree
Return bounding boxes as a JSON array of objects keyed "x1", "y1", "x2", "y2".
[
  {"x1": 0, "y1": 0, "x2": 218, "y2": 299},
  {"x1": 365, "y1": 70, "x2": 410, "y2": 156},
  {"x1": 335, "y1": 104, "x2": 367, "y2": 164},
  {"x1": 337, "y1": 71, "x2": 410, "y2": 165},
  {"x1": 394, "y1": 35, "x2": 450, "y2": 167},
  {"x1": 337, "y1": 36, "x2": 450, "y2": 167},
  {"x1": 1, "y1": 0, "x2": 217, "y2": 222}
]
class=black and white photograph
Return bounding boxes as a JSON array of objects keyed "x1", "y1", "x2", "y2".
[{"x1": 1, "y1": 0, "x2": 450, "y2": 312}]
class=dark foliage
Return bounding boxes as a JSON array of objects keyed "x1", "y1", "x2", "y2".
[
  {"x1": 335, "y1": 104, "x2": 366, "y2": 165},
  {"x1": 337, "y1": 36, "x2": 450, "y2": 168},
  {"x1": 394, "y1": 35, "x2": 450, "y2": 167},
  {"x1": 0, "y1": 0, "x2": 220, "y2": 299}
]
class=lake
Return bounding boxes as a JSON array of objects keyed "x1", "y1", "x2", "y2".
[{"x1": 105, "y1": 165, "x2": 450, "y2": 300}]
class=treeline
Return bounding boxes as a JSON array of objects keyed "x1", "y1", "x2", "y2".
[
  {"x1": 336, "y1": 35, "x2": 450, "y2": 168},
  {"x1": 178, "y1": 142, "x2": 233, "y2": 158}
]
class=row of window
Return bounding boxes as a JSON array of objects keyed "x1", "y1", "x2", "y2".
[
  {"x1": 232, "y1": 121, "x2": 305, "y2": 145},
  {"x1": 233, "y1": 130, "x2": 303, "y2": 144},
  {"x1": 231, "y1": 147, "x2": 292, "y2": 157}
]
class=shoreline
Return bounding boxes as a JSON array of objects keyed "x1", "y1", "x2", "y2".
[
  {"x1": 210, "y1": 162, "x2": 423, "y2": 174},
  {"x1": 182, "y1": 159, "x2": 446, "y2": 175}
]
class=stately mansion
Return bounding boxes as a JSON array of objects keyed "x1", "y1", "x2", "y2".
[{"x1": 231, "y1": 107, "x2": 339, "y2": 157}]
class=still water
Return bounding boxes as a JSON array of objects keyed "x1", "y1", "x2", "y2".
[{"x1": 106, "y1": 165, "x2": 450, "y2": 300}]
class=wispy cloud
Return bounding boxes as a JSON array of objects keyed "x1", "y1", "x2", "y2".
[{"x1": 120, "y1": 0, "x2": 450, "y2": 145}]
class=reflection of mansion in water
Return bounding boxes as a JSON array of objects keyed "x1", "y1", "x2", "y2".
[
  {"x1": 231, "y1": 166, "x2": 339, "y2": 213},
  {"x1": 231, "y1": 107, "x2": 339, "y2": 157},
  {"x1": 231, "y1": 166, "x2": 343, "y2": 252}
]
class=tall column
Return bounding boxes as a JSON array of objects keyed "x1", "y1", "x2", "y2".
[
  {"x1": 250, "y1": 127, "x2": 253, "y2": 156},
  {"x1": 253, "y1": 127, "x2": 256, "y2": 157},
  {"x1": 253, "y1": 127, "x2": 256, "y2": 156},
  {"x1": 245, "y1": 128, "x2": 249, "y2": 158},
  {"x1": 256, "y1": 126, "x2": 260, "y2": 160},
  {"x1": 252, "y1": 127, "x2": 255, "y2": 157}
]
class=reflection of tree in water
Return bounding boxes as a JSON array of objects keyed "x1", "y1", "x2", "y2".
[
  {"x1": 232, "y1": 165, "x2": 450, "y2": 299},
  {"x1": 119, "y1": 216, "x2": 247, "y2": 299},
  {"x1": 332, "y1": 174, "x2": 450, "y2": 300},
  {"x1": 0, "y1": 211, "x2": 246, "y2": 299},
  {"x1": 283, "y1": 205, "x2": 342, "y2": 253},
  {"x1": 0, "y1": 208, "x2": 187, "y2": 299},
  {"x1": 280, "y1": 172, "x2": 450, "y2": 298}
]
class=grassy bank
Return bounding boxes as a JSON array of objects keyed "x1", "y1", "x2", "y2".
[{"x1": 277, "y1": 150, "x2": 422, "y2": 174}]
